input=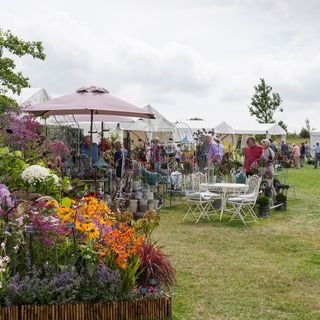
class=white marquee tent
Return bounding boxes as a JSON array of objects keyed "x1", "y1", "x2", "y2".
[{"x1": 11, "y1": 88, "x2": 50, "y2": 107}]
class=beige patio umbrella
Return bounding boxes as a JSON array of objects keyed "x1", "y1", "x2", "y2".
[{"x1": 26, "y1": 85, "x2": 154, "y2": 164}]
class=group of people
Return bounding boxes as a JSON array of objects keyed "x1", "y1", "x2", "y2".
[
  {"x1": 243, "y1": 137, "x2": 275, "y2": 177},
  {"x1": 244, "y1": 137, "x2": 320, "y2": 175},
  {"x1": 80, "y1": 135, "x2": 126, "y2": 177},
  {"x1": 79, "y1": 135, "x2": 183, "y2": 178}
]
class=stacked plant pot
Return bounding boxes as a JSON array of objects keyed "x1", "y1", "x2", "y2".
[{"x1": 129, "y1": 189, "x2": 158, "y2": 218}]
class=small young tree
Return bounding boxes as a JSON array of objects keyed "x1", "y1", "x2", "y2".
[
  {"x1": 278, "y1": 120, "x2": 288, "y2": 133},
  {"x1": 305, "y1": 118, "x2": 311, "y2": 134},
  {"x1": 248, "y1": 78, "x2": 283, "y2": 123},
  {"x1": 0, "y1": 28, "x2": 46, "y2": 114}
]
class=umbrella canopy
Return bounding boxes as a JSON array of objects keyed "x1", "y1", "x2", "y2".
[
  {"x1": 25, "y1": 86, "x2": 154, "y2": 165},
  {"x1": 25, "y1": 86, "x2": 155, "y2": 119},
  {"x1": 63, "y1": 114, "x2": 134, "y2": 123}
]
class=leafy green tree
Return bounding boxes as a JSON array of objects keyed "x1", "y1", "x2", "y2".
[
  {"x1": 305, "y1": 118, "x2": 311, "y2": 134},
  {"x1": 299, "y1": 127, "x2": 310, "y2": 139},
  {"x1": 0, "y1": 28, "x2": 45, "y2": 114},
  {"x1": 248, "y1": 78, "x2": 283, "y2": 123},
  {"x1": 278, "y1": 120, "x2": 288, "y2": 133}
]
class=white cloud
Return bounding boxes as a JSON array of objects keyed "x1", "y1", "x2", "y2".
[{"x1": 1, "y1": 0, "x2": 320, "y2": 131}]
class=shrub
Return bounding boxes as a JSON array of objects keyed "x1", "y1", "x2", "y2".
[
  {"x1": 139, "y1": 242, "x2": 175, "y2": 289},
  {"x1": 275, "y1": 193, "x2": 287, "y2": 203},
  {"x1": 256, "y1": 196, "x2": 270, "y2": 207}
]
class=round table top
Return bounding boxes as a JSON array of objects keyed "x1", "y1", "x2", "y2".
[{"x1": 201, "y1": 182, "x2": 248, "y2": 189}]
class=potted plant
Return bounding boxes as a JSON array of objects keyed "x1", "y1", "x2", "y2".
[
  {"x1": 132, "y1": 174, "x2": 142, "y2": 190},
  {"x1": 256, "y1": 195, "x2": 270, "y2": 217},
  {"x1": 275, "y1": 192, "x2": 287, "y2": 211},
  {"x1": 182, "y1": 160, "x2": 193, "y2": 175}
]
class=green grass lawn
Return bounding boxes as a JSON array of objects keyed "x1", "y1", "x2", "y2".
[{"x1": 154, "y1": 165, "x2": 320, "y2": 320}]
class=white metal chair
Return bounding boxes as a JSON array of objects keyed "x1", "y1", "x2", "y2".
[
  {"x1": 226, "y1": 175, "x2": 262, "y2": 225},
  {"x1": 183, "y1": 172, "x2": 221, "y2": 223}
]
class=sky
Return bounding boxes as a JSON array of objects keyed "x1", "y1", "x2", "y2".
[{"x1": 1, "y1": 0, "x2": 320, "y2": 131}]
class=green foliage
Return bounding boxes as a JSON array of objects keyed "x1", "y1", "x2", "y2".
[
  {"x1": 119, "y1": 255, "x2": 142, "y2": 294},
  {"x1": 0, "y1": 28, "x2": 45, "y2": 114},
  {"x1": 0, "y1": 147, "x2": 26, "y2": 190},
  {"x1": 278, "y1": 120, "x2": 288, "y2": 133},
  {"x1": 275, "y1": 192, "x2": 287, "y2": 203},
  {"x1": 248, "y1": 78, "x2": 283, "y2": 123},
  {"x1": 299, "y1": 127, "x2": 310, "y2": 138},
  {"x1": 256, "y1": 195, "x2": 270, "y2": 206},
  {"x1": 305, "y1": 118, "x2": 311, "y2": 133},
  {"x1": 135, "y1": 210, "x2": 160, "y2": 241},
  {"x1": 181, "y1": 160, "x2": 193, "y2": 174}
]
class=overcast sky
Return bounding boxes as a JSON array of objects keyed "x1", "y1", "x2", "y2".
[{"x1": 1, "y1": 0, "x2": 320, "y2": 131}]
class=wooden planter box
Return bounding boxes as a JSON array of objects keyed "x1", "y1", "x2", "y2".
[{"x1": 0, "y1": 297, "x2": 172, "y2": 320}]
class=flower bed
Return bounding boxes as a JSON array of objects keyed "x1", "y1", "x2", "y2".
[
  {"x1": 0, "y1": 297, "x2": 172, "y2": 320},
  {"x1": 0, "y1": 185, "x2": 174, "y2": 319}
]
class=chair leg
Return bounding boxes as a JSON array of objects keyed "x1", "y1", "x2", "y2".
[
  {"x1": 229, "y1": 203, "x2": 246, "y2": 225},
  {"x1": 196, "y1": 202, "x2": 211, "y2": 223}
]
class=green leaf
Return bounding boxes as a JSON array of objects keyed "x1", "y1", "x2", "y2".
[{"x1": 61, "y1": 197, "x2": 72, "y2": 208}]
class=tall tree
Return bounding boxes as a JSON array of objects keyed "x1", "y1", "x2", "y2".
[
  {"x1": 305, "y1": 118, "x2": 311, "y2": 133},
  {"x1": 0, "y1": 28, "x2": 45, "y2": 114},
  {"x1": 248, "y1": 78, "x2": 283, "y2": 123},
  {"x1": 278, "y1": 120, "x2": 288, "y2": 133}
]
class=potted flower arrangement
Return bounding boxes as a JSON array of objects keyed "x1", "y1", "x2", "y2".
[
  {"x1": 275, "y1": 192, "x2": 287, "y2": 211},
  {"x1": 256, "y1": 195, "x2": 270, "y2": 217}
]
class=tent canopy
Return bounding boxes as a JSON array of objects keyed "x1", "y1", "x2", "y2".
[
  {"x1": 120, "y1": 105, "x2": 175, "y2": 132},
  {"x1": 9, "y1": 88, "x2": 50, "y2": 107},
  {"x1": 214, "y1": 121, "x2": 234, "y2": 135},
  {"x1": 233, "y1": 123, "x2": 286, "y2": 135}
]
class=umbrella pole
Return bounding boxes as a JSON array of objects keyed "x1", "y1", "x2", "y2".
[{"x1": 90, "y1": 110, "x2": 93, "y2": 166}]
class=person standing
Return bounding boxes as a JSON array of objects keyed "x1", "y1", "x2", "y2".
[
  {"x1": 292, "y1": 144, "x2": 301, "y2": 169},
  {"x1": 269, "y1": 138, "x2": 277, "y2": 154},
  {"x1": 206, "y1": 134, "x2": 224, "y2": 166},
  {"x1": 280, "y1": 141, "x2": 289, "y2": 161},
  {"x1": 305, "y1": 141, "x2": 312, "y2": 161},
  {"x1": 243, "y1": 136, "x2": 263, "y2": 176},
  {"x1": 260, "y1": 139, "x2": 275, "y2": 179},
  {"x1": 313, "y1": 142, "x2": 320, "y2": 168},
  {"x1": 300, "y1": 142, "x2": 306, "y2": 167},
  {"x1": 114, "y1": 140, "x2": 127, "y2": 178},
  {"x1": 150, "y1": 137, "x2": 165, "y2": 170},
  {"x1": 80, "y1": 135, "x2": 100, "y2": 165},
  {"x1": 175, "y1": 144, "x2": 182, "y2": 163}
]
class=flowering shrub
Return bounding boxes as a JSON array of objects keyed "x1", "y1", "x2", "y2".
[
  {"x1": 21, "y1": 165, "x2": 59, "y2": 186},
  {"x1": 57, "y1": 196, "x2": 144, "y2": 270},
  {"x1": 0, "y1": 184, "x2": 14, "y2": 213},
  {"x1": 48, "y1": 141, "x2": 70, "y2": 158},
  {"x1": 21, "y1": 165, "x2": 60, "y2": 197},
  {"x1": 0, "y1": 114, "x2": 47, "y2": 160}
]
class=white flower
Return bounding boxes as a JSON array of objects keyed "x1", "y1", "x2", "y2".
[
  {"x1": 0, "y1": 242, "x2": 5, "y2": 249},
  {"x1": 21, "y1": 165, "x2": 60, "y2": 186}
]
